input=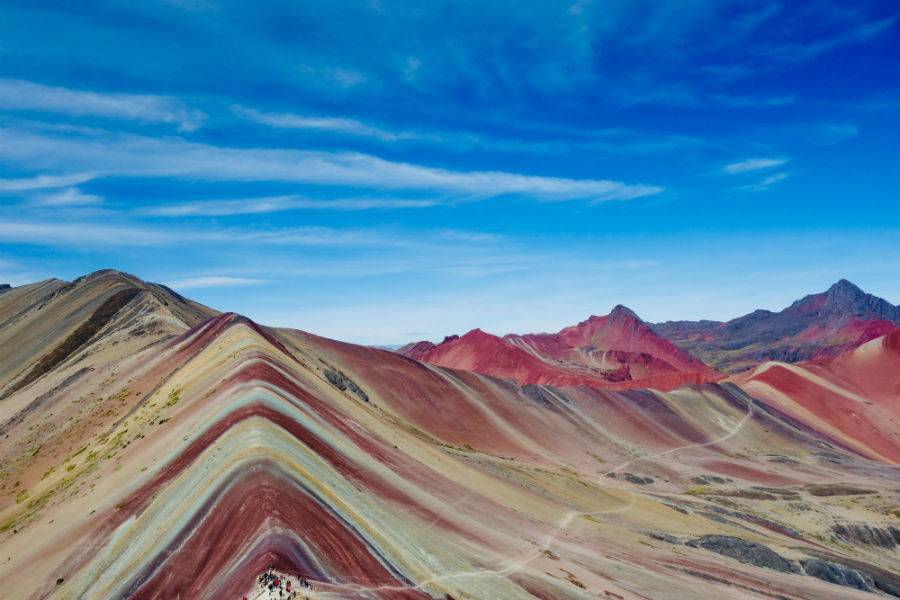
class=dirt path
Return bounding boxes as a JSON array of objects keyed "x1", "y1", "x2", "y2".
[{"x1": 310, "y1": 398, "x2": 756, "y2": 597}]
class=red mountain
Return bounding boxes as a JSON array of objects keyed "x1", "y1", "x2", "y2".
[
  {"x1": 654, "y1": 280, "x2": 900, "y2": 372},
  {"x1": 399, "y1": 305, "x2": 718, "y2": 391},
  {"x1": 735, "y1": 327, "x2": 900, "y2": 463}
]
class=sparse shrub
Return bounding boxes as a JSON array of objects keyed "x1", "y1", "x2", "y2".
[{"x1": 166, "y1": 388, "x2": 181, "y2": 407}]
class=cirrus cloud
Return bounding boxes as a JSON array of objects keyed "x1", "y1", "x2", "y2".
[
  {"x1": 143, "y1": 195, "x2": 438, "y2": 216},
  {"x1": 31, "y1": 187, "x2": 103, "y2": 206},
  {"x1": 0, "y1": 172, "x2": 95, "y2": 192},
  {"x1": 723, "y1": 157, "x2": 789, "y2": 174},
  {"x1": 0, "y1": 125, "x2": 664, "y2": 203},
  {"x1": 165, "y1": 276, "x2": 267, "y2": 290},
  {"x1": 0, "y1": 79, "x2": 206, "y2": 131}
]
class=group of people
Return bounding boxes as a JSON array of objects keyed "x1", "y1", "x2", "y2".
[{"x1": 245, "y1": 565, "x2": 311, "y2": 599}]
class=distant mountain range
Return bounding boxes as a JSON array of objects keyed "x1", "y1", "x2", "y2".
[
  {"x1": 398, "y1": 305, "x2": 719, "y2": 391},
  {"x1": 399, "y1": 279, "x2": 899, "y2": 384},
  {"x1": 653, "y1": 279, "x2": 900, "y2": 372}
]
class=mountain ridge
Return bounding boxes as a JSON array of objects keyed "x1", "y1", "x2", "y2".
[
  {"x1": 0, "y1": 269, "x2": 217, "y2": 398},
  {"x1": 400, "y1": 304, "x2": 718, "y2": 391},
  {"x1": 653, "y1": 279, "x2": 900, "y2": 372}
]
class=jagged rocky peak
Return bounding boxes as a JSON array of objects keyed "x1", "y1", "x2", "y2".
[
  {"x1": 823, "y1": 279, "x2": 865, "y2": 306},
  {"x1": 819, "y1": 279, "x2": 900, "y2": 320},
  {"x1": 609, "y1": 304, "x2": 641, "y2": 321}
]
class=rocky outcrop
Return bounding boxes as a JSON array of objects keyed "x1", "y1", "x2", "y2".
[
  {"x1": 646, "y1": 532, "x2": 681, "y2": 544},
  {"x1": 693, "y1": 485, "x2": 798, "y2": 501},
  {"x1": 805, "y1": 485, "x2": 876, "y2": 497},
  {"x1": 686, "y1": 535, "x2": 799, "y2": 573},
  {"x1": 802, "y1": 554, "x2": 900, "y2": 597},
  {"x1": 323, "y1": 366, "x2": 369, "y2": 403},
  {"x1": 607, "y1": 472, "x2": 654, "y2": 485},
  {"x1": 832, "y1": 523, "x2": 900, "y2": 549},
  {"x1": 801, "y1": 559, "x2": 875, "y2": 593},
  {"x1": 691, "y1": 475, "x2": 731, "y2": 485}
]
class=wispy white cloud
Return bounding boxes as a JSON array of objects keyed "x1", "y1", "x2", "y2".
[
  {"x1": 0, "y1": 79, "x2": 206, "y2": 131},
  {"x1": 0, "y1": 126, "x2": 664, "y2": 202},
  {"x1": 142, "y1": 195, "x2": 437, "y2": 216},
  {"x1": 31, "y1": 187, "x2": 103, "y2": 206},
  {"x1": 236, "y1": 104, "x2": 703, "y2": 157},
  {"x1": 0, "y1": 172, "x2": 95, "y2": 192},
  {"x1": 165, "y1": 276, "x2": 267, "y2": 290},
  {"x1": 0, "y1": 219, "x2": 496, "y2": 249},
  {"x1": 723, "y1": 157, "x2": 789, "y2": 174},
  {"x1": 742, "y1": 172, "x2": 788, "y2": 192},
  {"x1": 0, "y1": 221, "x2": 172, "y2": 247},
  {"x1": 235, "y1": 105, "x2": 408, "y2": 141},
  {"x1": 816, "y1": 123, "x2": 859, "y2": 145}
]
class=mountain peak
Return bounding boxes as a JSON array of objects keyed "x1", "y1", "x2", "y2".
[
  {"x1": 657, "y1": 279, "x2": 899, "y2": 372},
  {"x1": 72, "y1": 268, "x2": 143, "y2": 288},
  {"x1": 831, "y1": 278, "x2": 856, "y2": 288},
  {"x1": 827, "y1": 278, "x2": 864, "y2": 296},
  {"x1": 609, "y1": 304, "x2": 640, "y2": 321},
  {"x1": 820, "y1": 279, "x2": 897, "y2": 319},
  {"x1": 461, "y1": 328, "x2": 494, "y2": 340}
]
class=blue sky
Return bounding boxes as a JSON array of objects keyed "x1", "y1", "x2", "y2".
[{"x1": 0, "y1": 1, "x2": 898, "y2": 344}]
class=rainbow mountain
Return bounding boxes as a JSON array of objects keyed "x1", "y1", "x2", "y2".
[{"x1": 0, "y1": 270, "x2": 898, "y2": 599}]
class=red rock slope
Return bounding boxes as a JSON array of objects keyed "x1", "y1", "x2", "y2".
[
  {"x1": 735, "y1": 328, "x2": 900, "y2": 463},
  {"x1": 400, "y1": 305, "x2": 719, "y2": 391}
]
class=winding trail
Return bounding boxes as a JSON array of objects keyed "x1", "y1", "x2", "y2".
[{"x1": 309, "y1": 396, "x2": 756, "y2": 597}]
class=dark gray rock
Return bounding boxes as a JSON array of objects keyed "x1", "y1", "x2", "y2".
[
  {"x1": 767, "y1": 454, "x2": 800, "y2": 465},
  {"x1": 0, "y1": 283, "x2": 10, "y2": 294},
  {"x1": 751, "y1": 486, "x2": 801, "y2": 499},
  {"x1": 803, "y1": 551, "x2": 900, "y2": 597},
  {"x1": 686, "y1": 535, "x2": 799, "y2": 573},
  {"x1": 707, "y1": 489, "x2": 779, "y2": 500},
  {"x1": 832, "y1": 523, "x2": 900, "y2": 549},
  {"x1": 805, "y1": 485, "x2": 876, "y2": 496},
  {"x1": 691, "y1": 475, "x2": 731, "y2": 485},
  {"x1": 607, "y1": 472, "x2": 654, "y2": 485},
  {"x1": 801, "y1": 559, "x2": 875, "y2": 592},
  {"x1": 647, "y1": 531, "x2": 681, "y2": 544},
  {"x1": 622, "y1": 473, "x2": 654, "y2": 485},
  {"x1": 665, "y1": 502, "x2": 692, "y2": 515},
  {"x1": 323, "y1": 367, "x2": 369, "y2": 403}
]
